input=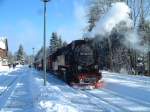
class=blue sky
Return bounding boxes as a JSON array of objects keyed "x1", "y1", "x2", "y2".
[{"x1": 0, "y1": 0, "x2": 87, "y2": 54}]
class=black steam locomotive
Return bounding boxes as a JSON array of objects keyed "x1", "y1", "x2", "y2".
[{"x1": 46, "y1": 39, "x2": 103, "y2": 89}]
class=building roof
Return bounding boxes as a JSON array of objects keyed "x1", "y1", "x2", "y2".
[{"x1": 0, "y1": 37, "x2": 8, "y2": 50}]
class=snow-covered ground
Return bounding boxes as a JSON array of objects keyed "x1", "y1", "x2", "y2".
[
  {"x1": 0, "y1": 66, "x2": 10, "y2": 72},
  {"x1": 0, "y1": 66, "x2": 150, "y2": 112}
]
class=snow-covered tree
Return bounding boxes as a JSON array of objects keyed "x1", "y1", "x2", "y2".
[
  {"x1": 126, "y1": 0, "x2": 150, "y2": 28},
  {"x1": 49, "y1": 32, "x2": 59, "y2": 54},
  {"x1": 35, "y1": 47, "x2": 43, "y2": 61},
  {"x1": 7, "y1": 51, "x2": 14, "y2": 64},
  {"x1": 62, "y1": 41, "x2": 68, "y2": 47},
  {"x1": 87, "y1": 0, "x2": 126, "y2": 31},
  {"x1": 49, "y1": 32, "x2": 64, "y2": 54},
  {"x1": 16, "y1": 44, "x2": 25, "y2": 64},
  {"x1": 137, "y1": 19, "x2": 150, "y2": 75},
  {"x1": 58, "y1": 36, "x2": 63, "y2": 48}
]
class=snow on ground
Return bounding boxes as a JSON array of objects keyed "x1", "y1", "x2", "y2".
[
  {"x1": 0, "y1": 67, "x2": 150, "y2": 112},
  {"x1": 102, "y1": 71, "x2": 150, "y2": 103},
  {"x1": 0, "y1": 66, "x2": 9, "y2": 72},
  {"x1": 0, "y1": 65, "x2": 23, "y2": 73},
  {"x1": 31, "y1": 70, "x2": 104, "y2": 112},
  {"x1": 29, "y1": 71, "x2": 79, "y2": 112}
]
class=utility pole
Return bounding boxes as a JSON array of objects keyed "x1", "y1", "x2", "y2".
[
  {"x1": 32, "y1": 48, "x2": 35, "y2": 67},
  {"x1": 41, "y1": 0, "x2": 50, "y2": 86},
  {"x1": 148, "y1": 50, "x2": 150, "y2": 76}
]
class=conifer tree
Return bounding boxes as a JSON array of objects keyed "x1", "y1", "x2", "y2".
[
  {"x1": 16, "y1": 44, "x2": 25, "y2": 64},
  {"x1": 58, "y1": 37, "x2": 63, "y2": 48},
  {"x1": 62, "y1": 41, "x2": 68, "y2": 47},
  {"x1": 49, "y1": 32, "x2": 61, "y2": 54},
  {"x1": 7, "y1": 51, "x2": 14, "y2": 64}
]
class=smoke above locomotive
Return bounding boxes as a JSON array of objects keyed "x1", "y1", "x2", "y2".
[
  {"x1": 87, "y1": 2, "x2": 149, "y2": 53},
  {"x1": 91, "y1": 2, "x2": 131, "y2": 37}
]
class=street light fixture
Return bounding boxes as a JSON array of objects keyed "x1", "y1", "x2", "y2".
[{"x1": 41, "y1": 0, "x2": 50, "y2": 86}]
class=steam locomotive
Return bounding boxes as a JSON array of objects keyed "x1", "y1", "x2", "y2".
[{"x1": 35, "y1": 39, "x2": 103, "y2": 89}]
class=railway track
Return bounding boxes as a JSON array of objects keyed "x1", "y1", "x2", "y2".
[
  {"x1": 84, "y1": 91, "x2": 131, "y2": 112},
  {"x1": 0, "y1": 69, "x2": 26, "y2": 97},
  {"x1": 103, "y1": 72, "x2": 150, "y2": 87},
  {"x1": 0, "y1": 77, "x2": 18, "y2": 96},
  {"x1": 85, "y1": 89, "x2": 150, "y2": 112},
  {"x1": 102, "y1": 88, "x2": 150, "y2": 106},
  {"x1": 33, "y1": 71, "x2": 150, "y2": 112},
  {"x1": 47, "y1": 72, "x2": 150, "y2": 112},
  {"x1": 0, "y1": 77, "x2": 9, "y2": 85},
  {"x1": 41, "y1": 72, "x2": 108, "y2": 112}
]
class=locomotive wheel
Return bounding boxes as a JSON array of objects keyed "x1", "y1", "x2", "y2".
[
  {"x1": 63, "y1": 71, "x2": 67, "y2": 82},
  {"x1": 65, "y1": 71, "x2": 70, "y2": 84},
  {"x1": 65, "y1": 70, "x2": 73, "y2": 84}
]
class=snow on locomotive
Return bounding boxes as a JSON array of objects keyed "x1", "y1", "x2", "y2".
[{"x1": 47, "y1": 39, "x2": 103, "y2": 89}]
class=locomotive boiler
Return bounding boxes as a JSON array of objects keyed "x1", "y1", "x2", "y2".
[{"x1": 48, "y1": 39, "x2": 103, "y2": 89}]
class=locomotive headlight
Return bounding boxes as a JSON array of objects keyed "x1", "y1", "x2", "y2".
[
  {"x1": 94, "y1": 65, "x2": 98, "y2": 69},
  {"x1": 78, "y1": 66, "x2": 82, "y2": 70}
]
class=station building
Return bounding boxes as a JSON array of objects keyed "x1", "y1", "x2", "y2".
[{"x1": 0, "y1": 37, "x2": 8, "y2": 66}]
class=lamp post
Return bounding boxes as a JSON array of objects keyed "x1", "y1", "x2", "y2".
[
  {"x1": 42, "y1": 0, "x2": 50, "y2": 86},
  {"x1": 32, "y1": 47, "x2": 35, "y2": 67}
]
